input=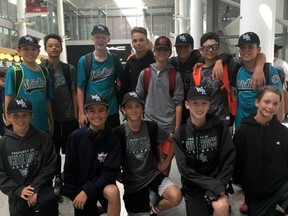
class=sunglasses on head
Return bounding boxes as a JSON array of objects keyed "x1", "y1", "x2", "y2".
[{"x1": 202, "y1": 44, "x2": 219, "y2": 51}]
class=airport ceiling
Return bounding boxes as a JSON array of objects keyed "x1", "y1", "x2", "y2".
[{"x1": 62, "y1": 0, "x2": 175, "y2": 16}]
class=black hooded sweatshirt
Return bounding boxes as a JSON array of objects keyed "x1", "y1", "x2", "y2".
[
  {"x1": 173, "y1": 114, "x2": 235, "y2": 197},
  {"x1": 0, "y1": 124, "x2": 57, "y2": 199},
  {"x1": 233, "y1": 115, "x2": 288, "y2": 200}
]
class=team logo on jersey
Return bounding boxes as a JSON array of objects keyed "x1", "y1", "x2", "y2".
[
  {"x1": 271, "y1": 74, "x2": 280, "y2": 84},
  {"x1": 98, "y1": 152, "x2": 107, "y2": 162}
]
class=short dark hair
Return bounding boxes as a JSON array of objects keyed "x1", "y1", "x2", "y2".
[
  {"x1": 131, "y1": 27, "x2": 148, "y2": 38},
  {"x1": 43, "y1": 34, "x2": 62, "y2": 49},
  {"x1": 200, "y1": 32, "x2": 220, "y2": 46}
]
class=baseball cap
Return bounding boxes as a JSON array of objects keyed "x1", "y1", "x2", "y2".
[
  {"x1": 7, "y1": 98, "x2": 33, "y2": 114},
  {"x1": 235, "y1": 32, "x2": 260, "y2": 47},
  {"x1": 274, "y1": 44, "x2": 283, "y2": 52},
  {"x1": 154, "y1": 36, "x2": 172, "y2": 50},
  {"x1": 121, "y1": 91, "x2": 145, "y2": 107},
  {"x1": 187, "y1": 86, "x2": 211, "y2": 101},
  {"x1": 175, "y1": 33, "x2": 194, "y2": 47},
  {"x1": 84, "y1": 94, "x2": 109, "y2": 109},
  {"x1": 18, "y1": 35, "x2": 40, "y2": 48},
  {"x1": 91, "y1": 24, "x2": 110, "y2": 36}
]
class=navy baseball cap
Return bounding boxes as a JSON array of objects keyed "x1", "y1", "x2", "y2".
[
  {"x1": 187, "y1": 86, "x2": 211, "y2": 101},
  {"x1": 175, "y1": 33, "x2": 194, "y2": 47},
  {"x1": 235, "y1": 32, "x2": 260, "y2": 47},
  {"x1": 91, "y1": 24, "x2": 110, "y2": 36},
  {"x1": 84, "y1": 94, "x2": 109, "y2": 109},
  {"x1": 154, "y1": 36, "x2": 172, "y2": 50},
  {"x1": 274, "y1": 44, "x2": 283, "y2": 52},
  {"x1": 7, "y1": 98, "x2": 33, "y2": 114},
  {"x1": 18, "y1": 35, "x2": 40, "y2": 48},
  {"x1": 121, "y1": 91, "x2": 145, "y2": 107}
]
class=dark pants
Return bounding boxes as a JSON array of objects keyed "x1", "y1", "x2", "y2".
[
  {"x1": 184, "y1": 192, "x2": 212, "y2": 216},
  {"x1": 8, "y1": 186, "x2": 58, "y2": 216},
  {"x1": 246, "y1": 181, "x2": 288, "y2": 216},
  {"x1": 53, "y1": 119, "x2": 78, "y2": 176}
]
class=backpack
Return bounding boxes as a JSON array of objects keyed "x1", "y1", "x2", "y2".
[
  {"x1": 13, "y1": 65, "x2": 49, "y2": 97},
  {"x1": 114, "y1": 121, "x2": 158, "y2": 155},
  {"x1": 143, "y1": 66, "x2": 177, "y2": 97},
  {"x1": 263, "y1": 62, "x2": 285, "y2": 85},
  {"x1": 192, "y1": 64, "x2": 237, "y2": 116}
]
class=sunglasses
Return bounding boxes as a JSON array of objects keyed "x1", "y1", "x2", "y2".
[{"x1": 201, "y1": 44, "x2": 219, "y2": 51}]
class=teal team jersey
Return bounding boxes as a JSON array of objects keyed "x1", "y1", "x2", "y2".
[{"x1": 5, "y1": 64, "x2": 53, "y2": 132}]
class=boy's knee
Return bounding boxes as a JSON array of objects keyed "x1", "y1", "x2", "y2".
[
  {"x1": 164, "y1": 185, "x2": 182, "y2": 206},
  {"x1": 212, "y1": 196, "x2": 230, "y2": 213},
  {"x1": 103, "y1": 184, "x2": 120, "y2": 201}
]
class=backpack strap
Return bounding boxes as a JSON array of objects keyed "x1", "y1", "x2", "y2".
[
  {"x1": 85, "y1": 52, "x2": 92, "y2": 82},
  {"x1": 143, "y1": 67, "x2": 152, "y2": 97},
  {"x1": 143, "y1": 67, "x2": 177, "y2": 97},
  {"x1": 62, "y1": 62, "x2": 72, "y2": 90},
  {"x1": 263, "y1": 62, "x2": 271, "y2": 85},
  {"x1": 168, "y1": 68, "x2": 177, "y2": 97},
  {"x1": 145, "y1": 120, "x2": 158, "y2": 155},
  {"x1": 192, "y1": 66, "x2": 202, "y2": 86},
  {"x1": 13, "y1": 65, "x2": 23, "y2": 97}
]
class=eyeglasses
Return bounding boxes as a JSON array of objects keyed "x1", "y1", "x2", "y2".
[{"x1": 202, "y1": 44, "x2": 219, "y2": 51}]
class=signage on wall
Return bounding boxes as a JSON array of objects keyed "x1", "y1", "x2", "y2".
[{"x1": 26, "y1": 0, "x2": 48, "y2": 13}]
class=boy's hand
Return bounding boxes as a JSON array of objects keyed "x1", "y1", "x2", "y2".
[
  {"x1": 73, "y1": 190, "x2": 88, "y2": 210},
  {"x1": 212, "y1": 59, "x2": 224, "y2": 80},
  {"x1": 21, "y1": 185, "x2": 34, "y2": 201},
  {"x1": 78, "y1": 112, "x2": 88, "y2": 128},
  {"x1": 27, "y1": 193, "x2": 38, "y2": 207},
  {"x1": 252, "y1": 65, "x2": 265, "y2": 88},
  {"x1": 193, "y1": 62, "x2": 203, "y2": 71}
]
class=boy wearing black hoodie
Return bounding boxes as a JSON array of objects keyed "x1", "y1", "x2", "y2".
[
  {"x1": 0, "y1": 98, "x2": 58, "y2": 216},
  {"x1": 173, "y1": 86, "x2": 235, "y2": 216}
]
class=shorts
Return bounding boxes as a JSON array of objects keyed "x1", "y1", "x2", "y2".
[{"x1": 123, "y1": 173, "x2": 175, "y2": 214}]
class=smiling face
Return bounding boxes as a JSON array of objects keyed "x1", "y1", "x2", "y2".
[
  {"x1": 153, "y1": 48, "x2": 172, "y2": 63},
  {"x1": 7, "y1": 112, "x2": 33, "y2": 136},
  {"x1": 239, "y1": 43, "x2": 261, "y2": 63},
  {"x1": 185, "y1": 98, "x2": 210, "y2": 125},
  {"x1": 255, "y1": 91, "x2": 281, "y2": 121},
  {"x1": 199, "y1": 39, "x2": 220, "y2": 61},
  {"x1": 121, "y1": 100, "x2": 144, "y2": 122},
  {"x1": 91, "y1": 33, "x2": 110, "y2": 51},
  {"x1": 175, "y1": 45, "x2": 193, "y2": 62},
  {"x1": 17, "y1": 45, "x2": 40, "y2": 63},
  {"x1": 85, "y1": 104, "x2": 109, "y2": 131}
]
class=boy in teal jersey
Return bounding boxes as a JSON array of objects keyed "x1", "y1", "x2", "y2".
[
  {"x1": 77, "y1": 24, "x2": 125, "y2": 129},
  {"x1": 5, "y1": 35, "x2": 53, "y2": 133}
]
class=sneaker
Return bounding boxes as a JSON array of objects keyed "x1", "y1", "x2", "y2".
[
  {"x1": 239, "y1": 196, "x2": 248, "y2": 214},
  {"x1": 53, "y1": 176, "x2": 63, "y2": 196}
]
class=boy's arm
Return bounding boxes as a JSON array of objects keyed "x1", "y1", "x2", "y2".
[
  {"x1": 31, "y1": 134, "x2": 57, "y2": 194},
  {"x1": 173, "y1": 72, "x2": 184, "y2": 130},
  {"x1": 70, "y1": 66, "x2": 79, "y2": 120},
  {"x1": 72, "y1": 89, "x2": 79, "y2": 121},
  {"x1": 253, "y1": 52, "x2": 266, "y2": 87},
  {"x1": 77, "y1": 87, "x2": 87, "y2": 127},
  {"x1": 175, "y1": 104, "x2": 182, "y2": 131},
  {"x1": 211, "y1": 52, "x2": 234, "y2": 80},
  {"x1": 135, "y1": 70, "x2": 145, "y2": 97}
]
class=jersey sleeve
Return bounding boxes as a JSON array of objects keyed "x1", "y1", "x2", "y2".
[
  {"x1": 77, "y1": 55, "x2": 88, "y2": 89},
  {"x1": 5, "y1": 67, "x2": 16, "y2": 96}
]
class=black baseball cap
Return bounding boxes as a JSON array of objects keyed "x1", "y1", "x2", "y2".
[
  {"x1": 235, "y1": 32, "x2": 260, "y2": 47},
  {"x1": 175, "y1": 33, "x2": 194, "y2": 47},
  {"x1": 274, "y1": 44, "x2": 283, "y2": 52},
  {"x1": 154, "y1": 36, "x2": 172, "y2": 50},
  {"x1": 18, "y1": 35, "x2": 40, "y2": 48},
  {"x1": 91, "y1": 24, "x2": 110, "y2": 36},
  {"x1": 187, "y1": 86, "x2": 211, "y2": 101},
  {"x1": 84, "y1": 94, "x2": 109, "y2": 109},
  {"x1": 7, "y1": 98, "x2": 33, "y2": 114},
  {"x1": 121, "y1": 92, "x2": 145, "y2": 107}
]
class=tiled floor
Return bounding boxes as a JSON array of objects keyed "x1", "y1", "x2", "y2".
[{"x1": 0, "y1": 156, "x2": 247, "y2": 216}]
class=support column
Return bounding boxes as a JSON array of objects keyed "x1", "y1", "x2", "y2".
[
  {"x1": 16, "y1": 0, "x2": 27, "y2": 36},
  {"x1": 190, "y1": 0, "x2": 203, "y2": 48},
  {"x1": 239, "y1": 0, "x2": 276, "y2": 62},
  {"x1": 179, "y1": 0, "x2": 188, "y2": 33},
  {"x1": 57, "y1": 0, "x2": 67, "y2": 62},
  {"x1": 174, "y1": 0, "x2": 180, "y2": 36}
]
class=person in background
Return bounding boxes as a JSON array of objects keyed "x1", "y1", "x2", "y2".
[
  {"x1": 41, "y1": 33, "x2": 79, "y2": 200},
  {"x1": 233, "y1": 85, "x2": 288, "y2": 216},
  {"x1": 0, "y1": 98, "x2": 58, "y2": 216}
]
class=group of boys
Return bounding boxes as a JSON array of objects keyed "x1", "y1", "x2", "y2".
[{"x1": 0, "y1": 22, "x2": 287, "y2": 216}]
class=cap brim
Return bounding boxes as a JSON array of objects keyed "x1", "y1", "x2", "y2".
[
  {"x1": 174, "y1": 43, "x2": 192, "y2": 46},
  {"x1": 7, "y1": 110, "x2": 33, "y2": 114},
  {"x1": 187, "y1": 96, "x2": 210, "y2": 101},
  {"x1": 18, "y1": 43, "x2": 40, "y2": 48},
  {"x1": 154, "y1": 46, "x2": 171, "y2": 50},
  {"x1": 121, "y1": 99, "x2": 145, "y2": 107},
  {"x1": 84, "y1": 102, "x2": 109, "y2": 109}
]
